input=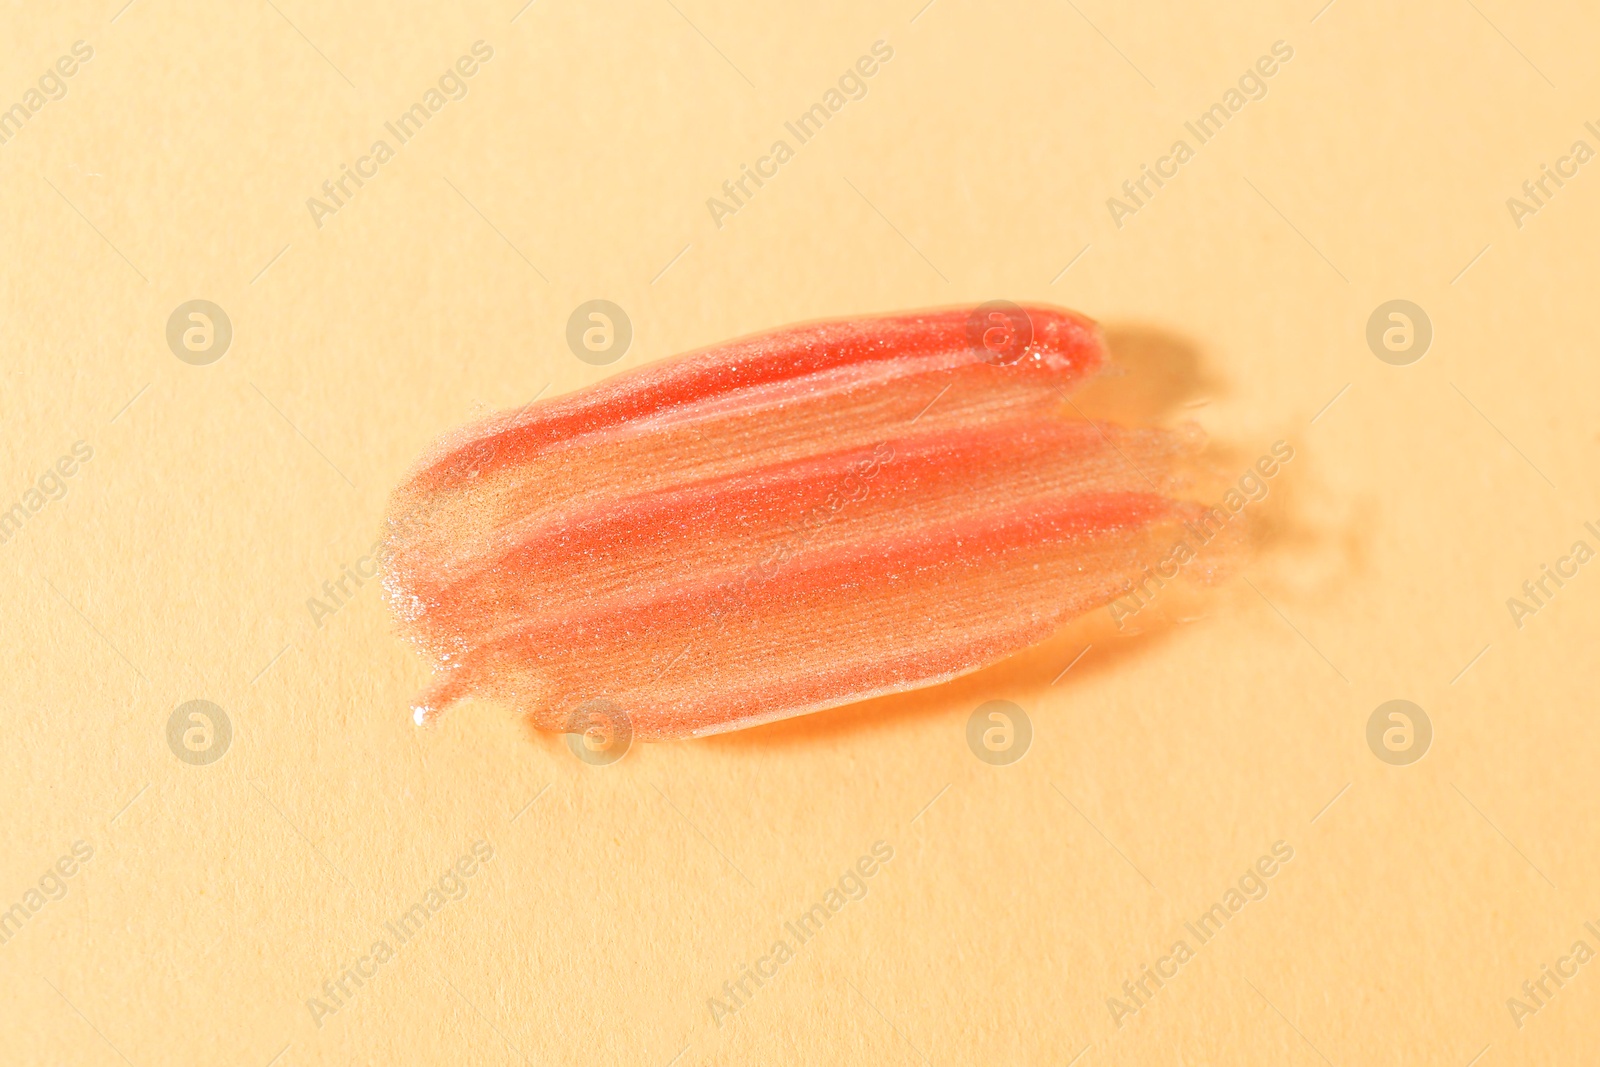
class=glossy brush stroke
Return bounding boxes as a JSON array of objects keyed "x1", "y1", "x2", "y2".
[{"x1": 384, "y1": 306, "x2": 1210, "y2": 739}]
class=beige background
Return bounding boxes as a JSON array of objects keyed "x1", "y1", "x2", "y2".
[{"x1": 3, "y1": 0, "x2": 1598, "y2": 1063}]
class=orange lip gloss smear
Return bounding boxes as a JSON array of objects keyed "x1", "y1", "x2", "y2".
[{"x1": 383, "y1": 305, "x2": 1210, "y2": 740}]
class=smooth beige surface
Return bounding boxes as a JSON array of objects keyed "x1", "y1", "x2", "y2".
[{"x1": 3, "y1": 1, "x2": 1598, "y2": 1063}]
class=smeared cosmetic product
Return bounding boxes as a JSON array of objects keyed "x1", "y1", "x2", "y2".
[{"x1": 384, "y1": 306, "x2": 1224, "y2": 739}]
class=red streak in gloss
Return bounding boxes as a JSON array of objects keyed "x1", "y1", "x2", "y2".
[{"x1": 410, "y1": 307, "x2": 1102, "y2": 486}]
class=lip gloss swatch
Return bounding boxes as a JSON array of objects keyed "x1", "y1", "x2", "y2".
[{"x1": 383, "y1": 305, "x2": 1214, "y2": 739}]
